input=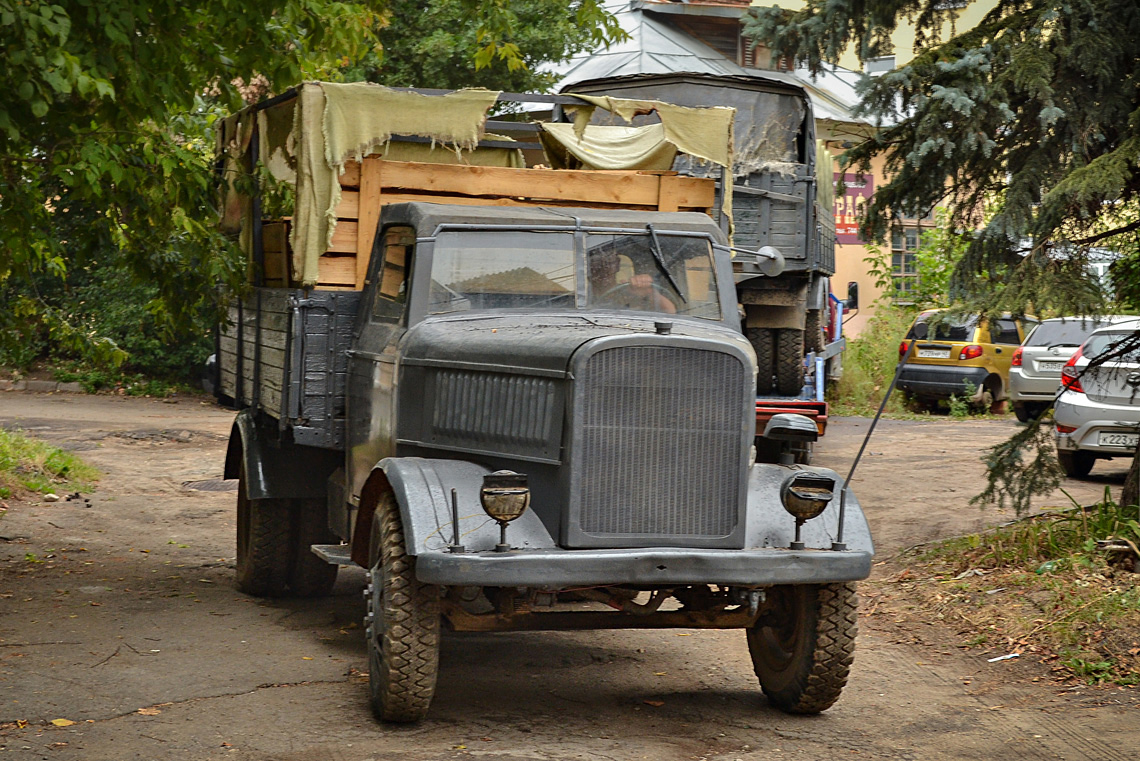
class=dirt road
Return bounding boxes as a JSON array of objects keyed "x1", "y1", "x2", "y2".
[{"x1": 1, "y1": 393, "x2": 1136, "y2": 760}]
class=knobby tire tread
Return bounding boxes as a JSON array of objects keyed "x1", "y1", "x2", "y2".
[
  {"x1": 369, "y1": 494, "x2": 440, "y2": 722},
  {"x1": 235, "y1": 464, "x2": 290, "y2": 597},
  {"x1": 747, "y1": 327, "x2": 774, "y2": 394},
  {"x1": 804, "y1": 309, "x2": 823, "y2": 353},
  {"x1": 775, "y1": 328, "x2": 805, "y2": 396},
  {"x1": 751, "y1": 582, "x2": 858, "y2": 714}
]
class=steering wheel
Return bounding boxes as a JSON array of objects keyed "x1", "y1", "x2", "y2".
[{"x1": 597, "y1": 281, "x2": 679, "y2": 312}]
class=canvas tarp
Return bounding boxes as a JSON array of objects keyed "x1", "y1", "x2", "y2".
[
  {"x1": 554, "y1": 95, "x2": 735, "y2": 229},
  {"x1": 290, "y1": 83, "x2": 501, "y2": 285},
  {"x1": 538, "y1": 122, "x2": 677, "y2": 171}
]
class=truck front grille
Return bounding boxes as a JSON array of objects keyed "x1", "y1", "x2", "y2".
[{"x1": 570, "y1": 345, "x2": 747, "y2": 544}]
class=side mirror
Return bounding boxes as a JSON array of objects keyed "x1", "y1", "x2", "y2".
[{"x1": 845, "y1": 281, "x2": 859, "y2": 310}]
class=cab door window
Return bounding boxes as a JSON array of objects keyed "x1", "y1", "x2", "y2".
[{"x1": 372, "y1": 226, "x2": 414, "y2": 323}]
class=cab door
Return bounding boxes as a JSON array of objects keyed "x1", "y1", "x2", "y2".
[{"x1": 346, "y1": 224, "x2": 416, "y2": 504}]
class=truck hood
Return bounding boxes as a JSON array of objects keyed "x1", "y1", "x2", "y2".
[{"x1": 399, "y1": 312, "x2": 755, "y2": 377}]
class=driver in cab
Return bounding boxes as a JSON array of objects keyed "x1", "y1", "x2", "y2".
[{"x1": 587, "y1": 246, "x2": 677, "y2": 314}]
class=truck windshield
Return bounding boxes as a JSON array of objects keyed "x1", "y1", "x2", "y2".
[
  {"x1": 427, "y1": 229, "x2": 721, "y2": 319},
  {"x1": 585, "y1": 233, "x2": 720, "y2": 319},
  {"x1": 429, "y1": 231, "x2": 577, "y2": 314}
]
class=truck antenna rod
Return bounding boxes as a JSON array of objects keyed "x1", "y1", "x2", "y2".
[{"x1": 832, "y1": 321, "x2": 928, "y2": 551}]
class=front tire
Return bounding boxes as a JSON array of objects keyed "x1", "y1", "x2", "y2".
[
  {"x1": 366, "y1": 493, "x2": 440, "y2": 722},
  {"x1": 748, "y1": 583, "x2": 857, "y2": 714},
  {"x1": 235, "y1": 462, "x2": 290, "y2": 597}
]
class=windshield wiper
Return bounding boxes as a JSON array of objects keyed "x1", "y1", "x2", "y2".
[{"x1": 645, "y1": 224, "x2": 687, "y2": 304}]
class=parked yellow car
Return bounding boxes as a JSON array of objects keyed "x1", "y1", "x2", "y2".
[{"x1": 897, "y1": 310, "x2": 1039, "y2": 411}]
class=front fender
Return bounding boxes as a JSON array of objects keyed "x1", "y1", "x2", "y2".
[
  {"x1": 744, "y1": 463, "x2": 873, "y2": 560},
  {"x1": 376, "y1": 457, "x2": 558, "y2": 558}
]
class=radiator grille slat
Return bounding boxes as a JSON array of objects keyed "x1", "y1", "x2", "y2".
[
  {"x1": 574, "y1": 346, "x2": 746, "y2": 539},
  {"x1": 431, "y1": 370, "x2": 556, "y2": 450}
]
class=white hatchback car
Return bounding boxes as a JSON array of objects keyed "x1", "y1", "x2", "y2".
[{"x1": 1053, "y1": 319, "x2": 1140, "y2": 477}]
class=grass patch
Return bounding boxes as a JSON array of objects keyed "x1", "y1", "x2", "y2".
[
  {"x1": 0, "y1": 428, "x2": 100, "y2": 499},
  {"x1": 894, "y1": 494, "x2": 1140, "y2": 685}
]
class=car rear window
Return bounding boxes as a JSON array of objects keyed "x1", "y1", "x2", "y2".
[
  {"x1": 1025, "y1": 319, "x2": 1110, "y2": 347},
  {"x1": 1084, "y1": 331, "x2": 1140, "y2": 363},
  {"x1": 907, "y1": 315, "x2": 976, "y2": 341}
]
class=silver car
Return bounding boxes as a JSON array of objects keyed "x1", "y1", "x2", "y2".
[
  {"x1": 1053, "y1": 319, "x2": 1140, "y2": 478},
  {"x1": 1010, "y1": 316, "x2": 1135, "y2": 422}
]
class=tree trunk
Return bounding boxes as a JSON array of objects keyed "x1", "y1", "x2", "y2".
[{"x1": 1123, "y1": 447, "x2": 1139, "y2": 513}]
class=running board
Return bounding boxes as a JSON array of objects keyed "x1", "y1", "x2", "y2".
[{"x1": 311, "y1": 544, "x2": 354, "y2": 566}]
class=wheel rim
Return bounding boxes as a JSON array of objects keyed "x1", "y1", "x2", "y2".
[{"x1": 750, "y1": 586, "x2": 807, "y2": 681}]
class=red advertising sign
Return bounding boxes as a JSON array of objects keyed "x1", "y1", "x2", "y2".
[{"x1": 834, "y1": 172, "x2": 873, "y2": 244}]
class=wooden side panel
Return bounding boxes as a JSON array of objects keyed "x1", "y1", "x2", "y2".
[{"x1": 356, "y1": 157, "x2": 383, "y2": 289}]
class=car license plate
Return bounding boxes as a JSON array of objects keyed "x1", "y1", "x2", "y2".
[
  {"x1": 1038, "y1": 361, "x2": 1064, "y2": 372},
  {"x1": 917, "y1": 348, "x2": 950, "y2": 359},
  {"x1": 1097, "y1": 432, "x2": 1140, "y2": 448}
]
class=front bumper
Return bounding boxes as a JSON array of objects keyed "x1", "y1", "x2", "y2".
[
  {"x1": 897, "y1": 364, "x2": 989, "y2": 399},
  {"x1": 415, "y1": 545, "x2": 872, "y2": 587},
  {"x1": 1053, "y1": 390, "x2": 1140, "y2": 455}
]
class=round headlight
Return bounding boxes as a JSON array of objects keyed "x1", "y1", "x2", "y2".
[
  {"x1": 480, "y1": 470, "x2": 530, "y2": 523},
  {"x1": 780, "y1": 473, "x2": 835, "y2": 522}
]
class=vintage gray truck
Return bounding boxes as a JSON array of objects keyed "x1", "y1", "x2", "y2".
[{"x1": 215, "y1": 83, "x2": 872, "y2": 722}]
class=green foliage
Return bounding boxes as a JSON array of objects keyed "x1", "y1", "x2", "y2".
[
  {"x1": 946, "y1": 381, "x2": 973, "y2": 419},
  {"x1": 830, "y1": 304, "x2": 917, "y2": 416},
  {"x1": 348, "y1": 0, "x2": 625, "y2": 93},
  {"x1": 745, "y1": 0, "x2": 1140, "y2": 320},
  {"x1": 0, "y1": 427, "x2": 99, "y2": 497},
  {"x1": 0, "y1": 0, "x2": 623, "y2": 372}
]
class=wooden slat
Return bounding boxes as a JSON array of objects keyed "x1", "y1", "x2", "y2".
[
  {"x1": 357, "y1": 157, "x2": 383, "y2": 288},
  {"x1": 362, "y1": 191, "x2": 709, "y2": 212},
  {"x1": 379, "y1": 162, "x2": 668, "y2": 207},
  {"x1": 335, "y1": 190, "x2": 359, "y2": 219},
  {"x1": 328, "y1": 221, "x2": 359, "y2": 253},
  {"x1": 340, "y1": 161, "x2": 361, "y2": 187},
  {"x1": 319, "y1": 255, "x2": 357, "y2": 286},
  {"x1": 219, "y1": 338, "x2": 287, "y2": 369}
]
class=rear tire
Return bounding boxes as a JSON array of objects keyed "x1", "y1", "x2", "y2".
[
  {"x1": 804, "y1": 309, "x2": 823, "y2": 354},
  {"x1": 775, "y1": 329, "x2": 805, "y2": 395},
  {"x1": 235, "y1": 462, "x2": 290, "y2": 597},
  {"x1": 288, "y1": 499, "x2": 339, "y2": 598},
  {"x1": 749, "y1": 583, "x2": 857, "y2": 714},
  {"x1": 747, "y1": 327, "x2": 775, "y2": 394},
  {"x1": 366, "y1": 493, "x2": 440, "y2": 722},
  {"x1": 1012, "y1": 402, "x2": 1030, "y2": 423},
  {"x1": 1058, "y1": 449, "x2": 1095, "y2": 479}
]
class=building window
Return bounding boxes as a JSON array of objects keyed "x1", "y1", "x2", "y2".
[
  {"x1": 890, "y1": 227, "x2": 919, "y2": 302},
  {"x1": 865, "y1": 56, "x2": 896, "y2": 76}
]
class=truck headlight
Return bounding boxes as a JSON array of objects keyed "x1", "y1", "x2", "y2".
[
  {"x1": 780, "y1": 473, "x2": 835, "y2": 522},
  {"x1": 482, "y1": 470, "x2": 530, "y2": 553},
  {"x1": 480, "y1": 470, "x2": 531, "y2": 523}
]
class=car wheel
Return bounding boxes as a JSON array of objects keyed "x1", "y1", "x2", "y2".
[
  {"x1": 804, "y1": 309, "x2": 823, "y2": 354},
  {"x1": 775, "y1": 329, "x2": 805, "y2": 396},
  {"x1": 235, "y1": 461, "x2": 290, "y2": 597},
  {"x1": 1012, "y1": 402, "x2": 1030, "y2": 423},
  {"x1": 748, "y1": 583, "x2": 857, "y2": 714},
  {"x1": 288, "y1": 499, "x2": 339, "y2": 598},
  {"x1": 1057, "y1": 449, "x2": 1095, "y2": 479},
  {"x1": 366, "y1": 493, "x2": 440, "y2": 722},
  {"x1": 747, "y1": 327, "x2": 775, "y2": 394}
]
